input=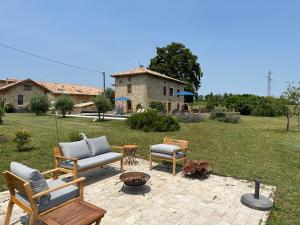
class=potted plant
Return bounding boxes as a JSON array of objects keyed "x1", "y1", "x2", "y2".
[{"x1": 182, "y1": 160, "x2": 212, "y2": 179}]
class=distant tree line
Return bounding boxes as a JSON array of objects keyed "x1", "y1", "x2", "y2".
[{"x1": 203, "y1": 93, "x2": 288, "y2": 117}]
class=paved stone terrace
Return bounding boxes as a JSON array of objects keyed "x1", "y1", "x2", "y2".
[{"x1": 0, "y1": 159, "x2": 275, "y2": 225}]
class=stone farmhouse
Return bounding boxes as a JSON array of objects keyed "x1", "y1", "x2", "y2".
[
  {"x1": 0, "y1": 78, "x2": 102, "y2": 111},
  {"x1": 112, "y1": 66, "x2": 187, "y2": 113}
]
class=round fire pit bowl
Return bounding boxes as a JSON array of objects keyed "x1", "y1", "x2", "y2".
[{"x1": 119, "y1": 172, "x2": 150, "y2": 186}]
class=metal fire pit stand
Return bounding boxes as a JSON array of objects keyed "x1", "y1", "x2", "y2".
[{"x1": 241, "y1": 179, "x2": 273, "y2": 211}]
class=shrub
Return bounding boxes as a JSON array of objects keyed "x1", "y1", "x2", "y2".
[
  {"x1": 218, "y1": 113, "x2": 240, "y2": 123},
  {"x1": 0, "y1": 100, "x2": 4, "y2": 124},
  {"x1": 0, "y1": 107, "x2": 4, "y2": 125},
  {"x1": 68, "y1": 131, "x2": 82, "y2": 142},
  {"x1": 211, "y1": 107, "x2": 240, "y2": 123},
  {"x1": 210, "y1": 106, "x2": 226, "y2": 119},
  {"x1": 14, "y1": 129, "x2": 31, "y2": 151},
  {"x1": 149, "y1": 101, "x2": 165, "y2": 113},
  {"x1": 4, "y1": 104, "x2": 16, "y2": 113},
  {"x1": 93, "y1": 94, "x2": 112, "y2": 121},
  {"x1": 29, "y1": 94, "x2": 50, "y2": 115},
  {"x1": 55, "y1": 95, "x2": 74, "y2": 117},
  {"x1": 126, "y1": 109, "x2": 180, "y2": 132},
  {"x1": 176, "y1": 112, "x2": 206, "y2": 123}
]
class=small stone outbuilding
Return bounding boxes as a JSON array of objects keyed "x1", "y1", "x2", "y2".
[{"x1": 0, "y1": 78, "x2": 102, "y2": 111}]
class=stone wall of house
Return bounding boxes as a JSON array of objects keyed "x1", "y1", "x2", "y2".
[
  {"x1": 114, "y1": 73, "x2": 185, "y2": 113},
  {"x1": 0, "y1": 81, "x2": 47, "y2": 111},
  {"x1": 114, "y1": 75, "x2": 147, "y2": 112},
  {"x1": 146, "y1": 75, "x2": 184, "y2": 112}
]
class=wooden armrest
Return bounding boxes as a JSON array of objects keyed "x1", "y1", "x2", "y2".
[
  {"x1": 32, "y1": 177, "x2": 85, "y2": 200},
  {"x1": 55, "y1": 155, "x2": 78, "y2": 161},
  {"x1": 42, "y1": 168, "x2": 61, "y2": 175},
  {"x1": 110, "y1": 145, "x2": 124, "y2": 149}
]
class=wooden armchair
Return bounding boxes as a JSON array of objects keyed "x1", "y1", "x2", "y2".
[
  {"x1": 149, "y1": 137, "x2": 189, "y2": 176},
  {"x1": 2, "y1": 168, "x2": 85, "y2": 225}
]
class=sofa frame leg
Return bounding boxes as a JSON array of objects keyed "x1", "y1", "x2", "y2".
[
  {"x1": 120, "y1": 159, "x2": 124, "y2": 173},
  {"x1": 149, "y1": 155, "x2": 152, "y2": 170},
  {"x1": 173, "y1": 158, "x2": 176, "y2": 176}
]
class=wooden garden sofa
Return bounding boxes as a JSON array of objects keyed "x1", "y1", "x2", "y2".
[
  {"x1": 149, "y1": 137, "x2": 189, "y2": 176},
  {"x1": 2, "y1": 162, "x2": 85, "y2": 225},
  {"x1": 54, "y1": 135, "x2": 124, "y2": 179}
]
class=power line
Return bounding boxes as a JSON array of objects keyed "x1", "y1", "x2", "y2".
[{"x1": 0, "y1": 42, "x2": 102, "y2": 73}]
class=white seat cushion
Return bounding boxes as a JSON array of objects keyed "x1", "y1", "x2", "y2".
[
  {"x1": 151, "y1": 144, "x2": 181, "y2": 155},
  {"x1": 61, "y1": 152, "x2": 123, "y2": 170}
]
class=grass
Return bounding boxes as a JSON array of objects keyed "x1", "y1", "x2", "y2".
[{"x1": 0, "y1": 113, "x2": 300, "y2": 225}]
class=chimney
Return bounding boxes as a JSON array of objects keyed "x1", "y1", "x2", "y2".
[
  {"x1": 139, "y1": 64, "x2": 144, "y2": 68},
  {"x1": 6, "y1": 78, "x2": 8, "y2": 85}
]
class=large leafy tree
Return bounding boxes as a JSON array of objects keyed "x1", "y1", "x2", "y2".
[{"x1": 149, "y1": 42, "x2": 203, "y2": 95}]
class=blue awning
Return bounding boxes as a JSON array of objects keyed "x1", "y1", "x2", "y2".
[
  {"x1": 114, "y1": 97, "x2": 130, "y2": 101},
  {"x1": 176, "y1": 91, "x2": 194, "y2": 96}
]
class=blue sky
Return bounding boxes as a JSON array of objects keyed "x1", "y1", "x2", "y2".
[{"x1": 1, "y1": 1, "x2": 299, "y2": 96}]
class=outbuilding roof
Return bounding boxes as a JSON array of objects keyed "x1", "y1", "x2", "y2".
[
  {"x1": 112, "y1": 67, "x2": 187, "y2": 85},
  {"x1": 37, "y1": 81, "x2": 102, "y2": 96},
  {"x1": 0, "y1": 78, "x2": 102, "y2": 96},
  {"x1": 0, "y1": 79, "x2": 50, "y2": 92}
]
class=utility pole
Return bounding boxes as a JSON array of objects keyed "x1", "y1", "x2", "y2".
[
  {"x1": 267, "y1": 70, "x2": 272, "y2": 96},
  {"x1": 101, "y1": 72, "x2": 106, "y2": 96}
]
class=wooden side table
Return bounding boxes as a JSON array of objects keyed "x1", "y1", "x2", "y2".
[
  {"x1": 124, "y1": 144, "x2": 138, "y2": 165},
  {"x1": 39, "y1": 200, "x2": 106, "y2": 225}
]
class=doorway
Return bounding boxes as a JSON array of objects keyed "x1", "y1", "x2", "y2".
[
  {"x1": 167, "y1": 102, "x2": 171, "y2": 113},
  {"x1": 127, "y1": 100, "x2": 132, "y2": 112}
]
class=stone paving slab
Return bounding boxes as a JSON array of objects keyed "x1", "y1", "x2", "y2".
[{"x1": 0, "y1": 159, "x2": 275, "y2": 225}]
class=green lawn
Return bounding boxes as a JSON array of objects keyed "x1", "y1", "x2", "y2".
[{"x1": 0, "y1": 113, "x2": 299, "y2": 225}]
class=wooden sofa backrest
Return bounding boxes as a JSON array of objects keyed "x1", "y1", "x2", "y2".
[{"x1": 163, "y1": 137, "x2": 189, "y2": 150}]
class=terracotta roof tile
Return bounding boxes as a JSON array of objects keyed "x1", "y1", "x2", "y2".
[
  {"x1": 0, "y1": 77, "x2": 102, "y2": 96},
  {"x1": 37, "y1": 81, "x2": 102, "y2": 96},
  {"x1": 111, "y1": 67, "x2": 187, "y2": 85},
  {"x1": 0, "y1": 79, "x2": 50, "y2": 92}
]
